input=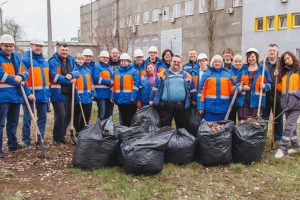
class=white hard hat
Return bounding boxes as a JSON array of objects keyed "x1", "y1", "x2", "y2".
[
  {"x1": 134, "y1": 49, "x2": 144, "y2": 58},
  {"x1": 120, "y1": 53, "x2": 131, "y2": 61},
  {"x1": 30, "y1": 39, "x2": 44, "y2": 46},
  {"x1": 99, "y1": 50, "x2": 109, "y2": 58},
  {"x1": 82, "y1": 49, "x2": 93, "y2": 56},
  {"x1": 198, "y1": 53, "x2": 208, "y2": 60},
  {"x1": 0, "y1": 34, "x2": 15, "y2": 44},
  {"x1": 246, "y1": 48, "x2": 259, "y2": 54},
  {"x1": 148, "y1": 46, "x2": 158, "y2": 53}
]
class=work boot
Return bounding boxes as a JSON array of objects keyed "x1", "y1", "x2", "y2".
[
  {"x1": 8, "y1": 144, "x2": 24, "y2": 152},
  {"x1": 287, "y1": 148, "x2": 298, "y2": 155},
  {"x1": 23, "y1": 141, "x2": 32, "y2": 150},
  {"x1": 0, "y1": 151, "x2": 4, "y2": 158},
  {"x1": 53, "y1": 140, "x2": 62, "y2": 146},
  {"x1": 61, "y1": 137, "x2": 67, "y2": 144}
]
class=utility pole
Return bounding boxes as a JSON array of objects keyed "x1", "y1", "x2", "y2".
[
  {"x1": 47, "y1": 0, "x2": 53, "y2": 59},
  {"x1": 0, "y1": 1, "x2": 8, "y2": 34}
]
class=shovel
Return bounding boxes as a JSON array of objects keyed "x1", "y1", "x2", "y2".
[
  {"x1": 225, "y1": 89, "x2": 238, "y2": 120},
  {"x1": 20, "y1": 85, "x2": 47, "y2": 157},
  {"x1": 70, "y1": 82, "x2": 77, "y2": 145}
]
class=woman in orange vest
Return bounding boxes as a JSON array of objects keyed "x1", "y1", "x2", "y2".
[
  {"x1": 74, "y1": 54, "x2": 94, "y2": 132},
  {"x1": 274, "y1": 51, "x2": 300, "y2": 159}
]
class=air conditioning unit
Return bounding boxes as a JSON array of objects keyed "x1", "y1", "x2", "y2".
[
  {"x1": 170, "y1": 18, "x2": 175, "y2": 23},
  {"x1": 227, "y1": 8, "x2": 234, "y2": 14},
  {"x1": 132, "y1": 25, "x2": 137, "y2": 34},
  {"x1": 280, "y1": 0, "x2": 288, "y2": 3}
]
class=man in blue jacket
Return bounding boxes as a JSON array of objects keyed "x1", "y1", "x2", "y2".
[
  {"x1": 49, "y1": 43, "x2": 79, "y2": 145},
  {"x1": 150, "y1": 55, "x2": 197, "y2": 129},
  {"x1": 0, "y1": 34, "x2": 28, "y2": 158}
]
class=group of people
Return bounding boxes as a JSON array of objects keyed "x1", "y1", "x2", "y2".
[{"x1": 0, "y1": 33, "x2": 299, "y2": 160}]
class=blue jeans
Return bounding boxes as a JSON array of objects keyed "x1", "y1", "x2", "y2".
[
  {"x1": 0, "y1": 103, "x2": 20, "y2": 152},
  {"x1": 22, "y1": 102, "x2": 47, "y2": 144},
  {"x1": 96, "y1": 99, "x2": 114, "y2": 120},
  {"x1": 203, "y1": 112, "x2": 226, "y2": 122}
]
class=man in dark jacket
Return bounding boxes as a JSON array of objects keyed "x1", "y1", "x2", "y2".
[{"x1": 262, "y1": 43, "x2": 283, "y2": 141}]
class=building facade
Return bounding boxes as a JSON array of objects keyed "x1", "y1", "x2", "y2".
[
  {"x1": 242, "y1": 0, "x2": 300, "y2": 59},
  {"x1": 80, "y1": 0, "x2": 243, "y2": 61}
]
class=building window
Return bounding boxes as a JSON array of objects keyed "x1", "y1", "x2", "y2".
[
  {"x1": 233, "y1": 0, "x2": 243, "y2": 7},
  {"x1": 152, "y1": 9, "x2": 160, "y2": 22},
  {"x1": 279, "y1": 15, "x2": 287, "y2": 29},
  {"x1": 185, "y1": 0, "x2": 194, "y2": 16},
  {"x1": 151, "y1": 34, "x2": 159, "y2": 47},
  {"x1": 127, "y1": 15, "x2": 133, "y2": 27},
  {"x1": 143, "y1": 11, "x2": 150, "y2": 24},
  {"x1": 294, "y1": 13, "x2": 300, "y2": 27},
  {"x1": 199, "y1": 0, "x2": 207, "y2": 13},
  {"x1": 142, "y1": 36, "x2": 150, "y2": 55},
  {"x1": 173, "y1": 4, "x2": 181, "y2": 18},
  {"x1": 119, "y1": 18, "x2": 125, "y2": 29},
  {"x1": 256, "y1": 17, "x2": 263, "y2": 31},
  {"x1": 162, "y1": 6, "x2": 169, "y2": 21},
  {"x1": 267, "y1": 16, "x2": 275, "y2": 30},
  {"x1": 215, "y1": 0, "x2": 225, "y2": 10},
  {"x1": 135, "y1": 14, "x2": 141, "y2": 25}
]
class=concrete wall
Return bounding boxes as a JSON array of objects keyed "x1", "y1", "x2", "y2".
[
  {"x1": 242, "y1": 0, "x2": 300, "y2": 57},
  {"x1": 80, "y1": 0, "x2": 243, "y2": 62}
]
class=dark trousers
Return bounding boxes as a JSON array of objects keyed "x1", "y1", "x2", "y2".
[
  {"x1": 74, "y1": 103, "x2": 92, "y2": 133},
  {"x1": 0, "y1": 103, "x2": 20, "y2": 152},
  {"x1": 228, "y1": 106, "x2": 237, "y2": 124},
  {"x1": 22, "y1": 102, "x2": 47, "y2": 144},
  {"x1": 96, "y1": 99, "x2": 114, "y2": 120},
  {"x1": 52, "y1": 95, "x2": 72, "y2": 142},
  {"x1": 158, "y1": 102, "x2": 188, "y2": 129},
  {"x1": 262, "y1": 99, "x2": 283, "y2": 141},
  {"x1": 118, "y1": 104, "x2": 137, "y2": 127}
]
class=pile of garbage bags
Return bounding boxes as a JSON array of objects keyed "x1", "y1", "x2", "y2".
[{"x1": 73, "y1": 106, "x2": 268, "y2": 175}]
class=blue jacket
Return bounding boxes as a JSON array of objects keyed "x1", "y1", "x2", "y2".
[
  {"x1": 92, "y1": 61, "x2": 113, "y2": 100},
  {"x1": 133, "y1": 60, "x2": 147, "y2": 78},
  {"x1": 183, "y1": 60, "x2": 200, "y2": 89},
  {"x1": 138, "y1": 73, "x2": 159, "y2": 105},
  {"x1": 22, "y1": 50, "x2": 50, "y2": 103},
  {"x1": 235, "y1": 63, "x2": 272, "y2": 108},
  {"x1": 229, "y1": 65, "x2": 239, "y2": 84},
  {"x1": 150, "y1": 70, "x2": 197, "y2": 109},
  {"x1": 197, "y1": 67, "x2": 235, "y2": 113},
  {"x1": 145, "y1": 57, "x2": 167, "y2": 74},
  {"x1": 49, "y1": 53, "x2": 80, "y2": 103},
  {"x1": 85, "y1": 60, "x2": 96, "y2": 71},
  {"x1": 112, "y1": 65, "x2": 140, "y2": 105},
  {"x1": 75, "y1": 63, "x2": 94, "y2": 104},
  {"x1": 0, "y1": 50, "x2": 28, "y2": 103}
]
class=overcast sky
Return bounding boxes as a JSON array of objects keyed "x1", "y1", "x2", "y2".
[{"x1": 2, "y1": 0, "x2": 92, "y2": 41}]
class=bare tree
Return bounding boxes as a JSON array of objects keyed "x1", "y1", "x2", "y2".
[
  {"x1": 2, "y1": 19, "x2": 24, "y2": 41},
  {"x1": 119, "y1": 24, "x2": 134, "y2": 53},
  {"x1": 205, "y1": 0, "x2": 216, "y2": 59}
]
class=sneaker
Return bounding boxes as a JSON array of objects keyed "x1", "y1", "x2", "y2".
[
  {"x1": 23, "y1": 142, "x2": 32, "y2": 150},
  {"x1": 274, "y1": 149, "x2": 285, "y2": 159},
  {"x1": 0, "y1": 151, "x2": 4, "y2": 158},
  {"x1": 287, "y1": 149, "x2": 298, "y2": 155}
]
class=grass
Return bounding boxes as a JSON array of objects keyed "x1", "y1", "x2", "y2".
[
  {"x1": 5, "y1": 192, "x2": 26, "y2": 200},
  {"x1": 2, "y1": 103, "x2": 300, "y2": 199}
]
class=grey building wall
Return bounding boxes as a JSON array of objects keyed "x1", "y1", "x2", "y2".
[
  {"x1": 242, "y1": 0, "x2": 300, "y2": 58},
  {"x1": 80, "y1": 0, "x2": 243, "y2": 62}
]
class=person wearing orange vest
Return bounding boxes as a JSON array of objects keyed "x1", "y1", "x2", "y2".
[
  {"x1": 274, "y1": 51, "x2": 300, "y2": 159},
  {"x1": 197, "y1": 55, "x2": 235, "y2": 121},
  {"x1": 73, "y1": 54, "x2": 94, "y2": 132},
  {"x1": 22, "y1": 39, "x2": 50, "y2": 148},
  {"x1": 111, "y1": 53, "x2": 140, "y2": 126},
  {"x1": 0, "y1": 34, "x2": 28, "y2": 158},
  {"x1": 92, "y1": 50, "x2": 114, "y2": 120},
  {"x1": 49, "y1": 43, "x2": 79, "y2": 145}
]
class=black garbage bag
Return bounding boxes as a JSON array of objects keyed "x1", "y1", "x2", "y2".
[
  {"x1": 72, "y1": 117, "x2": 119, "y2": 170},
  {"x1": 121, "y1": 126, "x2": 175, "y2": 175},
  {"x1": 165, "y1": 128, "x2": 196, "y2": 165},
  {"x1": 130, "y1": 105, "x2": 161, "y2": 127},
  {"x1": 232, "y1": 122, "x2": 267, "y2": 164},
  {"x1": 116, "y1": 119, "x2": 152, "y2": 166},
  {"x1": 186, "y1": 107, "x2": 202, "y2": 137},
  {"x1": 196, "y1": 120, "x2": 234, "y2": 166}
]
